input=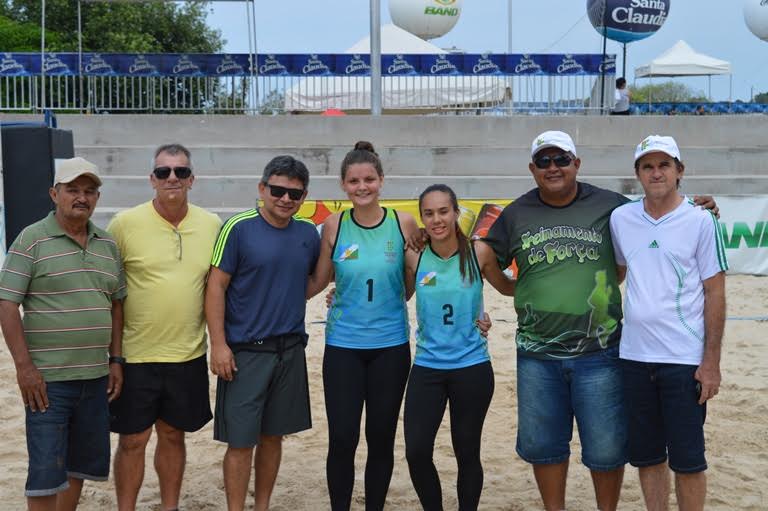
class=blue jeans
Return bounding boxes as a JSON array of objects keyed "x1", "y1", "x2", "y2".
[
  {"x1": 516, "y1": 346, "x2": 627, "y2": 471},
  {"x1": 621, "y1": 360, "x2": 707, "y2": 473},
  {"x1": 25, "y1": 376, "x2": 110, "y2": 496}
]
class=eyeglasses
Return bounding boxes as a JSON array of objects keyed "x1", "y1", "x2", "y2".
[
  {"x1": 533, "y1": 153, "x2": 574, "y2": 170},
  {"x1": 266, "y1": 184, "x2": 305, "y2": 201},
  {"x1": 153, "y1": 166, "x2": 193, "y2": 179}
]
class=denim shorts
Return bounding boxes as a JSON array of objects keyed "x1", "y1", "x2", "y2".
[
  {"x1": 25, "y1": 376, "x2": 110, "y2": 497},
  {"x1": 621, "y1": 360, "x2": 707, "y2": 474},
  {"x1": 516, "y1": 346, "x2": 627, "y2": 471}
]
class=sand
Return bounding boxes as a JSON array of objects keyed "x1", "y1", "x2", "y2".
[{"x1": 0, "y1": 275, "x2": 765, "y2": 510}]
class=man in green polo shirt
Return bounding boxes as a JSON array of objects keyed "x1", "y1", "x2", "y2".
[{"x1": 0, "y1": 157, "x2": 126, "y2": 510}]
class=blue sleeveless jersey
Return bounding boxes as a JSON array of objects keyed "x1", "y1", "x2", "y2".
[
  {"x1": 326, "y1": 208, "x2": 409, "y2": 349},
  {"x1": 414, "y1": 245, "x2": 487, "y2": 369}
]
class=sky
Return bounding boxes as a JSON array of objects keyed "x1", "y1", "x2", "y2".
[{"x1": 204, "y1": 1, "x2": 768, "y2": 102}]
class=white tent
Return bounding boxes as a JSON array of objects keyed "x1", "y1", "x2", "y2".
[
  {"x1": 283, "y1": 24, "x2": 506, "y2": 112},
  {"x1": 634, "y1": 40, "x2": 732, "y2": 100}
]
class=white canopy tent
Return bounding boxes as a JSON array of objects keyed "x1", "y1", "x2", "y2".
[
  {"x1": 634, "y1": 40, "x2": 732, "y2": 101},
  {"x1": 283, "y1": 24, "x2": 506, "y2": 112}
]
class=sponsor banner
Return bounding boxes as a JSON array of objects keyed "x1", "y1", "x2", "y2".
[
  {"x1": 506, "y1": 54, "x2": 547, "y2": 75},
  {"x1": 716, "y1": 196, "x2": 768, "y2": 275},
  {"x1": 294, "y1": 196, "x2": 768, "y2": 276},
  {"x1": 208, "y1": 54, "x2": 250, "y2": 76},
  {"x1": 82, "y1": 53, "x2": 117, "y2": 76},
  {"x1": 291, "y1": 54, "x2": 335, "y2": 76},
  {"x1": 419, "y1": 54, "x2": 463, "y2": 75},
  {"x1": 3, "y1": 53, "x2": 615, "y2": 77},
  {"x1": 599, "y1": 54, "x2": 617, "y2": 74},
  {"x1": 335, "y1": 54, "x2": 372, "y2": 76},
  {"x1": 119, "y1": 54, "x2": 162, "y2": 76},
  {"x1": 464, "y1": 53, "x2": 505, "y2": 75},
  {"x1": 296, "y1": 199, "x2": 512, "y2": 232},
  {"x1": 256, "y1": 54, "x2": 291, "y2": 76},
  {"x1": 165, "y1": 54, "x2": 205, "y2": 77},
  {"x1": 550, "y1": 54, "x2": 591, "y2": 75},
  {"x1": 42, "y1": 53, "x2": 77, "y2": 75},
  {"x1": 0, "y1": 53, "x2": 34, "y2": 76},
  {"x1": 382, "y1": 54, "x2": 420, "y2": 76}
]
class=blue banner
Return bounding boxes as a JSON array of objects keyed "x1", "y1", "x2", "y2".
[
  {"x1": 2, "y1": 53, "x2": 616, "y2": 77},
  {"x1": 420, "y1": 54, "x2": 463, "y2": 75},
  {"x1": 257, "y1": 54, "x2": 290, "y2": 76},
  {"x1": 334, "y1": 54, "x2": 371, "y2": 76},
  {"x1": 506, "y1": 54, "x2": 547, "y2": 75},
  {"x1": 383, "y1": 54, "x2": 420, "y2": 76},
  {"x1": 0, "y1": 53, "x2": 33, "y2": 76},
  {"x1": 291, "y1": 54, "x2": 334, "y2": 76},
  {"x1": 464, "y1": 54, "x2": 505, "y2": 75}
]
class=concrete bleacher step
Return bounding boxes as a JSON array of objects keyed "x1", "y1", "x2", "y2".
[
  {"x1": 78, "y1": 145, "x2": 768, "y2": 177},
  {"x1": 47, "y1": 114, "x2": 768, "y2": 148},
  {"x1": 90, "y1": 173, "x2": 768, "y2": 228}
]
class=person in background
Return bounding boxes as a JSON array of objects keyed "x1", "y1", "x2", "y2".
[{"x1": 612, "y1": 77, "x2": 631, "y2": 115}]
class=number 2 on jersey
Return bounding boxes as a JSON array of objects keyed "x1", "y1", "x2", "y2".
[{"x1": 442, "y1": 304, "x2": 454, "y2": 325}]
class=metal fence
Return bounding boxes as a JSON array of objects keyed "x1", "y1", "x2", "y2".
[{"x1": 0, "y1": 73, "x2": 620, "y2": 115}]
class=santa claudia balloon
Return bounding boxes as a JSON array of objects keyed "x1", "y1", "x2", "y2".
[
  {"x1": 587, "y1": 0, "x2": 671, "y2": 43},
  {"x1": 744, "y1": 0, "x2": 768, "y2": 42}
]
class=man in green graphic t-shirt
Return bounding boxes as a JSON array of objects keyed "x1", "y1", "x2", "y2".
[{"x1": 480, "y1": 131, "x2": 715, "y2": 511}]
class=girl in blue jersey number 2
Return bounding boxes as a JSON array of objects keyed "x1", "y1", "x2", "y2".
[{"x1": 403, "y1": 184, "x2": 515, "y2": 511}]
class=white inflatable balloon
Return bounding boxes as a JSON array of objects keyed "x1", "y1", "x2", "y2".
[
  {"x1": 744, "y1": 0, "x2": 768, "y2": 41},
  {"x1": 389, "y1": 0, "x2": 464, "y2": 40}
]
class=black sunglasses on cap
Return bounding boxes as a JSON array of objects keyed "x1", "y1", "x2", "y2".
[
  {"x1": 153, "y1": 166, "x2": 193, "y2": 179},
  {"x1": 266, "y1": 184, "x2": 305, "y2": 201},
  {"x1": 533, "y1": 153, "x2": 574, "y2": 170}
]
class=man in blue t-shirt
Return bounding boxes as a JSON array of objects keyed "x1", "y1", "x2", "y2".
[{"x1": 205, "y1": 155, "x2": 320, "y2": 511}]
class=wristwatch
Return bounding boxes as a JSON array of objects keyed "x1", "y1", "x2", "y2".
[{"x1": 109, "y1": 356, "x2": 127, "y2": 366}]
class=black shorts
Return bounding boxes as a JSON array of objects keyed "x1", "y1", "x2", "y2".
[
  {"x1": 109, "y1": 354, "x2": 212, "y2": 434},
  {"x1": 214, "y1": 335, "x2": 311, "y2": 448}
]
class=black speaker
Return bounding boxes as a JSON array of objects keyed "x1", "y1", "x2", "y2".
[{"x1": 1, "y1": 124, "x2": 74, "y2": 249}]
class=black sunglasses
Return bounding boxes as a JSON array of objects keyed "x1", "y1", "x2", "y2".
[
  {"x1": 266, "y1": 184, "x2": 305, "y2": 201},
  {"x1": 533, "y1": 153, "x2": 573, "y2": 170},
  {"x1": 153, "y1": 166, "x2": 193, "y2": 179}
]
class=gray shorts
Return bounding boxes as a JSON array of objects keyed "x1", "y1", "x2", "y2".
[{"x1": 214, "y1": 336, "x2": 311, "y2": 448}]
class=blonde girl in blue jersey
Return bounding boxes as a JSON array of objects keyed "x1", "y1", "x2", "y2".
[
  {"x1": 403, "y1": 184, "x2": 515, "y2": 511},
  {"x1": 306, "y1": 141, "x2": 419, "y2": 511}
]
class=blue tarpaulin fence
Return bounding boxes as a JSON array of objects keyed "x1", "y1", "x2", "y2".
[{"x1": 0, "y1": 52, "x2": 615, "y2": 77}]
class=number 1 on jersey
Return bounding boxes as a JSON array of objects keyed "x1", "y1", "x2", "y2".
[{"x1": 366, "y1": 278, "x2": 374, "y2": 302}]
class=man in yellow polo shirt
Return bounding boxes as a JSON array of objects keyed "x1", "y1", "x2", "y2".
[{"x1": 107, "y1": 144, "x2": 221, "y2": 511}]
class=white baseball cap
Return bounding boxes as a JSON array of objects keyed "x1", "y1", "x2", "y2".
[
  {"x1": 54, "y1": 157, "x2": 102, "y2": 186},
  {"x1": 634, "y1": 135, "x2": 681, "y2": 163},
  {"x1": 531, "y1": 130, "x2": 578, "y2": 158}
]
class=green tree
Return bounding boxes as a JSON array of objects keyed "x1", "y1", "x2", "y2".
[
  {"x1": 0, "y1": 14, "x2": 63, "y2": 51},
  {"x1": 0, "y1": 0, "x2": 222, "y2": 53},
  {"x1": 754, "y1": 92, "x2": 768, "y2": 104},
  {"x1": 631, "y1": 81, "x2": 708, "y2": 103},
  {"x1": 0, "y1": 1, "x2": 228, "y2": 112}
]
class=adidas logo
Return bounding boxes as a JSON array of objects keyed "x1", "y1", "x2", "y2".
[{"x1": 649, "y1": 240, "x2": 659, "y2": 248}]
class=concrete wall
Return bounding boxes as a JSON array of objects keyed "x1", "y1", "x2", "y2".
[{"x1": 3, "y1": 113, "x2": 766, "y2": 225}]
